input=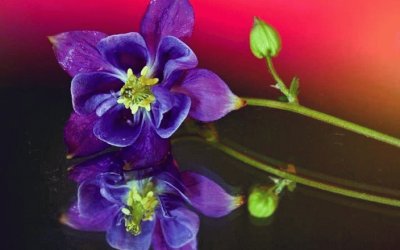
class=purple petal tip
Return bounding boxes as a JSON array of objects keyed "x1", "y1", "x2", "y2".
[
  {"x1": 59, "y1": 213, "x2": 74, "y2": 228},
  {"x1": 48, "y1": 35, "x2": 57, "y2": 45},
  {"x1": 66, "y1": 154, "x2": 74, "y2": 160},
  {"x1": 232, "y1": 195, "x2": 245, "y2": 209},
  {"x1": 233, "y1": 96, "x2": 247, "y2": 110}
]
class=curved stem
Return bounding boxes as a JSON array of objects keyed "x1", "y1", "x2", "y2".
[
  {"x1": 266, "y1": 57, "x2": 298, "y2": 104},
  {"x1": 266, "y1": 57, "x2": 287, "y2": 92},
  {"x1": 173, "y1": 136, "x2": 400, "y2": 207},
  {"x1": 244, "y1": 97, "x2": 400, "y2": 148},
  {"x1": 211, "y1": 141, "x2": 400, "y2": 207}
]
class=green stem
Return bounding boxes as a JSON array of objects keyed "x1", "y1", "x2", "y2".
[
  {"x1": 244, "y1": 97, "x2": 400, "y2": 148},
  {"x1": 210, "y1": 141, "x2": 400, "y2": 207},
  {"x1": 266, "y1": 57, "x2": 297, "y2": 103}
]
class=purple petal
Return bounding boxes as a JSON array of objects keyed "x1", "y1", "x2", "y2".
[
  {"x1": 152, "y1": 221, "x2": 170, "y2": 250},
  {"x1": 119, "y1": 121, "x2": 171, "y2": 170},
  {"x1": 140, "y1": 0, "x2": 194, "y2": 57},
  {"x1": 93, "y1": 105, "x2": 143, "y2": 147},
  {"x1": 122, "y1": 156, "x2": 177, "y2": 182},
  {"x1": 96, "y1": 97, "x2": 118, "y2": 117},
  {"x1": 98, "y1": 173, "x2": 130, "y2": 205},
  {"x1": 159, "y1": 206, "x2": 199, "y2": 248},
  {"x1": 181, "y1": 171, "x2": 244, "y2": 218},
  {"x1": 71, "y1": 72, "x2": 122, "y2": 115},
  {"x1": 151, "y1": 36, "x2": 197, "y2": 82},
  {"x1": 49, "y1": 31, "x2": 116, "y2": 76},
  {"x1": 152, "y1": 89, "x2": 191, "y2": 138},
  {"x1": 64, "y1": 112, "x2": 108, "y2": 159},
  {"x1": 60, "y1": 201, "x2": 119, "y2": 232},
  {"x1": 97, "y1": 32, "x2": 149, "y2": 74},
  {"x1": 68, "y1": 152, "x2": 124, "y2": 183},
  {"x1": 106, "y1": 214, "x2": 155, "y2": 250},
  {"x1": 152, "y1": 219, "x2": 197, "y2": 250},
  {"x1": 155, "y1": 160, "x2": 187, "y2": 204},
  {"x1": 151, "y1": 86, "x2": 174, "y2": 128},
  {"x1": 178, "y1": 239, "x2": 197, "y2": 250},
  {"x1": 77, "y1": 177, "x2": 118, "y2": 218},
  {"x1": 173, "y1": 69, "x2": 246, "y2": 122}
]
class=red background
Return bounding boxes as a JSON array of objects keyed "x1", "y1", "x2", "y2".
[{"x1": 2, "y1": 0, "x2": 400, "y2": 135}]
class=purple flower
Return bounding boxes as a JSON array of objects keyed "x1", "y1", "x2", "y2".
[
  {"x1": 50, "y1": 0, "x2": 245, "y2": 157},
  {"x1": 62, "y1": 157, "x2": 243, "y2": 250},
  {"x1": 65, "y1": 112, "x2": 171, "y2": 169}
]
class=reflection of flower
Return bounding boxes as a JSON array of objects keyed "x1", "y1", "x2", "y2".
[
  {"x1": 62, "y1": 157, "x2": 243, "y2": 250},
  {"x1": 50, "y1": 0, "x2": 244, "y2": 158}
]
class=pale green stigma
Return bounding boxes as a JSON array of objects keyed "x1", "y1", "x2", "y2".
[
  {"x1": 122, "y1": 182, "x2": 158, "y2": 236},
  {"x1": 117, "y1": 66, "x2": 159, "y2": 114}
]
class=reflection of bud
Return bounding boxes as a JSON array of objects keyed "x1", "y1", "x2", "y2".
[
  {"x1": 250, "y1": 17, "x2": 281, "y2": 58},
  {"x1": 247, "y1": 186, "x2": 278, "y2": 218}
]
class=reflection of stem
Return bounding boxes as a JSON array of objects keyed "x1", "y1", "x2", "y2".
[
  {"x1": 173, "y1": 136, "x2": 400, "y2": 207},
  {"x1": 244, "y1": 97, "x2": 400, "y2": 148},
  {"x1": 215, "y1": 138, "x2": 400, "y2": 197},
  {"x1": 215, "y1": 142, "x2": 400, "y2": 207}
]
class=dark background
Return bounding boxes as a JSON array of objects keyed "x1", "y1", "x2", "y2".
[{"x1": 3, "y1": 84, "x2": 400, "y2": 249}]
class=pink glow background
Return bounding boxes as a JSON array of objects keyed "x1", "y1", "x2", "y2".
[{"x1": 2, "y1": 0, "x2": 400, "y2": 134}]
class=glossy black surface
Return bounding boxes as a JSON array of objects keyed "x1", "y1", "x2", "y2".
[{"x1": 3, "y1": 86, "x2": 400, "y2": 249}]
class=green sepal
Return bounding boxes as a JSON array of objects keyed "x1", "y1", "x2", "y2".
[{"x1": 289, "y1": 77, "x2": 300, "y2": 100}]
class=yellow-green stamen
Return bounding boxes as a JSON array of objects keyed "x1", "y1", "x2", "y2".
[
  {"x1": 117, "y1": 66, "x2": 159, "y2": 114},
  {"x1": 122, "y1": 182, "x2": 158, "y2": 236}
]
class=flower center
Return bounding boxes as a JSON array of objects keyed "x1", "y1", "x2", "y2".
[
  {"x1": 121, "y1": 181, "x2": 158, "y2": 236},
  {"x1": 117, "y1": 66, "x2": 159, "y2": 114}
]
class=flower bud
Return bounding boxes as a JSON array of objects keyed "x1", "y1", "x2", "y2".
[
  {"x1": 250, "y1": 17, "x2": 281, "y2": 58},
  {"x1": 247, "y1": 185, "x2": 278, "y2": 218}
]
